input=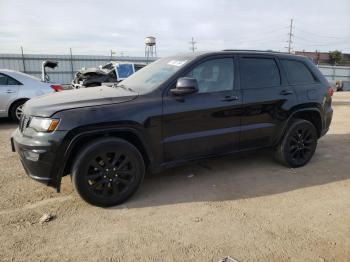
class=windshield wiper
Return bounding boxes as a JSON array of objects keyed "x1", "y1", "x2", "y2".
[{"x1": 115, "y1": 84, "x2": 135, "y2": 92}]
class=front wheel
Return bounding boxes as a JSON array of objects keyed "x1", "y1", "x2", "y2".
[
  {"x1": 72, "y1": 138, "x2": 145, "y2": 207},
  {"x1": 275, "y1": 119, "x2": 318, "y2": 168}
]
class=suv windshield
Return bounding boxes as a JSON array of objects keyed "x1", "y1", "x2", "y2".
[{"x1": 118, "y1": 56, "x2": 192, "y2": 93}]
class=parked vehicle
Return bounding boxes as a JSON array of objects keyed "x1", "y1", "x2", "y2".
[
  {"x1": 71, "y1": 62, "x2": 146, "y2": 88},
  {"x1": 11, "y1": 50, "x2": 333, "y2": 207},
  {"x1": 341, "y1": 81, "x2": 350, "y2": 91},
  {"x1": 0, "y1": 68, "x2": 63, "y2": 121}
]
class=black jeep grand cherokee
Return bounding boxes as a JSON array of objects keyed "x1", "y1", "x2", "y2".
[{"x1": 11, "y1": 51, "x2": 333, "y2": 207}]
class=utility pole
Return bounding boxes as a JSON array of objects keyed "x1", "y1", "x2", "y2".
[
  {"x1": 20, "y1": 46, "x2": 26, "y2": 73},
  {"x1": 189, "y1": 37, "x2": 197, "y2": 53},
  {"x1": 69, "y1": 48, "x2": 74, "y2": 78},
  {"x1": 286, "y1": 18, "x2": 293, "y2": 53}
]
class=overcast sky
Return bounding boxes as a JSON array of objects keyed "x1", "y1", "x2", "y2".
[{"x1": 0, "y1": 0, "x2": 349, "y2": 56}]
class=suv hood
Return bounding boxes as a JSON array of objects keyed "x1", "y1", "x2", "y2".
[{"x1": 23, "y1": 85, "x2": 138, "y2": 117}]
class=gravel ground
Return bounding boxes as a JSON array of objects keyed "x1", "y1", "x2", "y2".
[{"x1": 0, "y1": 93, "x2": 349, "y2": 262}]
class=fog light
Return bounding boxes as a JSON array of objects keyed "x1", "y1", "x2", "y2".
[{"x1": 23, "y1": 150, "x2": 43, "y2": 161}]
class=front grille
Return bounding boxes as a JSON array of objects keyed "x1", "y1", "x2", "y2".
[{"x1": 19, "y1": 115, "x2": 31, "y2": 133}]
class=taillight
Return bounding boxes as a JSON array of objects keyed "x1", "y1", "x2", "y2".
[
  {"x1": 327, "y1": 86, "x2": 334, "y2": 97},
  {"x1": 50, "y1": 85, "x2": 63, "y2": 92}
]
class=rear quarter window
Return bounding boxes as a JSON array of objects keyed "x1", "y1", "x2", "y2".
[
  {"x1": 7, "y1": 76, "x2": 21, "y2": 85},
  {"x1": 0, "y1": 74, "x2": 7, "y2": 85},
  {"x1": 281, "y1": 59, "x2": 317, "y2": 84},
  {"x1": 0, "y1": 73, "x2": 21, "y2": 85}
]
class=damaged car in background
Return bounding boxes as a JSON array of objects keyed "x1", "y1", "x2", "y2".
[{"x1": 72, "y1": 61, "x2": 146, "y2": 88}]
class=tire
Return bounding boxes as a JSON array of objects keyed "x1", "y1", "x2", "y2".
[
  {"x1": 71, "y1": 138, "x2": 145, "y2": 207},
  {"x1": 10, "y1": 100, "x2": 26, "y2": 122},
  {"x1": 275, "y1": 119, "x2": 318, "y2": 168}
]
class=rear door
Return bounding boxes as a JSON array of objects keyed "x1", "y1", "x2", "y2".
[
  {"x1": 162, "y1": 56, "x2": 241, "y2": 162},
  {"x1": 0, "y1": 73, "x2": 20, "y2": 116},
  {"x1": 239, "y1": 55, "x2": 297, "y2": 149},
  {"x1": 279, "y1": 58, "x2": 323, "y2": 104}
]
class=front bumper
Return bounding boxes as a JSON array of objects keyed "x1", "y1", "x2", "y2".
[{"x1": 11, "y1": 128, "x2": 67, "y2": 187}]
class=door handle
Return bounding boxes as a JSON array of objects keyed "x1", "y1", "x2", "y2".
[
  {"x1": 6, "y1": 90, "x2": 16, "y2": 94},
  {"x1": 280, "y1": 90, "x2": 293, "y2": 95},
  {"x1": 221, "y1": 95, "x2": 239, "y2": 102}
]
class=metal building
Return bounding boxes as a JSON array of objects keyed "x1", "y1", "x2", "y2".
[
  {"x1": 318, "y1": 65, "x2": 350, "y2": 82},
  {"x1": 0, "y1": 53, "x2": 156, "y2": 84}
]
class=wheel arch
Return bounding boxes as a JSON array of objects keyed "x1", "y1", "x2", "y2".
[
  {"x1": 61, "y1": 128, "x2": 153, "y2": 180},
  {"x1": 8, "y1": 98, "x2": 29, "y2": 117},
  {"x1": 277, "y1": 108, "x2": 323, "y2": 145}
]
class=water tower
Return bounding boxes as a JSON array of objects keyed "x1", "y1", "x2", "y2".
[{"x1": 145, "y1": 36, "x2": 157, "y2": 63}]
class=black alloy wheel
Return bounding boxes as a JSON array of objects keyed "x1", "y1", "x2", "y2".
[
  {"x1": 87, "y1": 152, "x2": 135, "y2": 196},
  {"x1": 72, "y1": 138, "x2": 145, "y2": 207},
  {"x1": 275, "y1": 119, "x2": 318, "y2": 167}
]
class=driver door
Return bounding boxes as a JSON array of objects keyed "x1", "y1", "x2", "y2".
[{"x1": 162, "y1": 57, "x2": 241, "y2": 162}]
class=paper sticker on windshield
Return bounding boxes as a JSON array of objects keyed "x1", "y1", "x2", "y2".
[{"x1": 167, "y1": 60, "x2": 188, "y2": 67}]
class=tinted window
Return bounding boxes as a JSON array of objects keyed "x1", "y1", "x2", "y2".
[
  {"x1": 242, "y1": 58, "x2": 280, "y2": 88},
  {"x1": 186, "y1": 58, "x2": 234, "y2": 93},
  {"x1": 7, "y1": 76, "x2": 20, "y2": 85},
  {"x1": 281, "y1": 59, "x2": 316, "y2": 84},
  {"x1": 0, "y1": 73, "x2": 20, "y2": 85},
  {"x1": 0, "y1": 74, "x2": 7, "y2": 85}
]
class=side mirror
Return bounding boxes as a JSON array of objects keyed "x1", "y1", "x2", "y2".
[{"x1": 171, "y1": 77, "x2": 198, "y2": 96}]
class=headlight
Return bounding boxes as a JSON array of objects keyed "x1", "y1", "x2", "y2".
[{"x1": 29, "y1": 117, "x2": 60, "y2": 132}]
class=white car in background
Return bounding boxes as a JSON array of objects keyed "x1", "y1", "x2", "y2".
[{"x1": 0, "y1": 69, "x2": 63, "y2": 121}]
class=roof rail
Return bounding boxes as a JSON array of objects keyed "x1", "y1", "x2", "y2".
[{"x1": 222, "y1": 49, "x2": 288, "y2": 54}]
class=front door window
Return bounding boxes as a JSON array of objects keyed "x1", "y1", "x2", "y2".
[{"x1": 186, "y1": 58, "x2": 234, "y2": 93}]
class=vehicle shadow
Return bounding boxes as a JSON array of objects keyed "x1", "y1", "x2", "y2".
[
  {"x1": 116, "y1": 133, "x2": 350, "y2": 209},
  {"x1": 0, "y1": 118, "x2": 18, "y2": 130}
]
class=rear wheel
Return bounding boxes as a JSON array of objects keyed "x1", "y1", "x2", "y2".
[
  {"x1": 72, "y1": 138, "x2": 145, "y2": 207},
  {"x1": 10, "y1": 100, "x2": 26, "y2": 122},
  {"x1": 275, "y1": 119, "x2": 318, "y2": 167}
]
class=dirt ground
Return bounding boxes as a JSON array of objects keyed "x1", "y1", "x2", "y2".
[{"x1": 0, "y1": 93, "x2": 349, "y2": 262}]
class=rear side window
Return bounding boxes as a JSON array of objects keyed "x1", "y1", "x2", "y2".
[
  {"x1": 0, "y1": 74, "x2": 7, "y2": 85},
  {"x1": 281, "y1": 59, "x2": 316, "y2": 84},
  {"x1": 0, "y1": 73, "x2": 21, "y2": 85},
  {"x1": 241, "y1": 58, "x2": 280, "y2": 89},
  {"x1": 7, "y1": 76, "x2": 21, "y2": 85}
]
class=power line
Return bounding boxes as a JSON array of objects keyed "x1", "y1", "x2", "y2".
[
  {"x1": 189, "y1": 37, "x2": 197, "y2": 52},
  {"x1": 229, "y1": 34, "x2": 286, "y2": 45},
  {"x1": 294, "y1": 27, "x2": 350, "y2": 39},
  {"x1": 222, "y1": 26, "x2": 288, "y2": 44},
  {"x1": 294, "y1": 35, "x2": 350, "y2": 46},
  {"x1": 229, "y1": 26, "x2": 288, "y2": 41}
]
